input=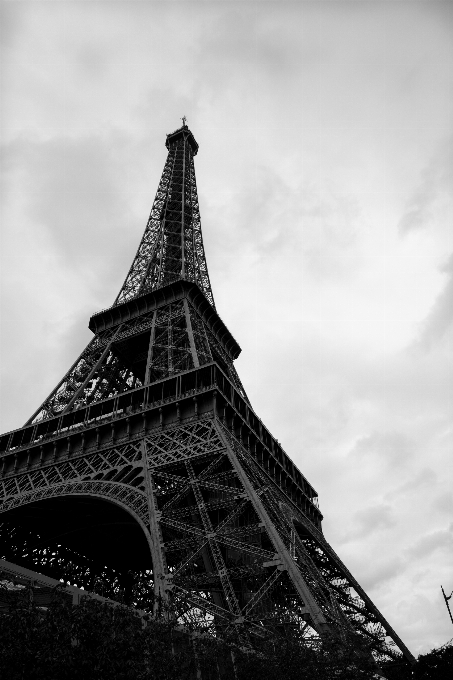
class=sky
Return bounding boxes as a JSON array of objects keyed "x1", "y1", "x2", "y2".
[{"x1": 0, "y1": 0, "x2": 452, "y2": 657}]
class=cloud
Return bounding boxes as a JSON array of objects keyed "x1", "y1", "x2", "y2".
[
  {"x1": 406, "y1": 526, "x2": 453, "y2": 559},
  {"x1": 350, "y1": 431, "x2": 415, "y2": 467},
  {"x1": 395, "y1": 591, "x2": 453, "y2": 653},
  {"x1": 211, "y1": 162, "x2": 362, "y2": 284},
  {"x1": 0, "y1": 2, "x2": 21, "y2": 51},
  {"x1": 341, "y1": 503, "x2": 396, "y2": 543},
  {"x1": 385, "y1": 468, "x2": 437, "y2": 502},
  {"x1": 358, "y1": 557, "x2": 403, "y2": 592},
  {"x1": 398, "y1": 138, "x2": 452, "y2": 235},
  {"x1": 432, "y1": 493, "x2": 453, "y2": 515},
  {"x1": 1, "y1": 134, "x2": 145, "y2": 301},
  {"x1": 416, "y1": 254, "x2": 453, "y2": 350}
]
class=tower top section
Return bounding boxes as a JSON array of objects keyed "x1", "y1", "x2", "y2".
[
  {"x1": 166, "y1": 124, "x2": 199, "y2": 156},
  {"x1": 114, "y1": 124, "x2": 214, "y2": 308}
]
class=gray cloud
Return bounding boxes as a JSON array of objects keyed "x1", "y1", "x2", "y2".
[
  {"x1": 406, "y1": 526, "x2": 453, "y2": 559},
  {"x1": 398, "y1": 138, "x2": 452, "y2": 235},
  {"x1": 0, "y1": 1, "x2": 21, "y2": 50},
  {"x1": 417, "y1": 254, "x2": 453, "y2": 350},
  {"x1": 385, "y1": 468, "x2": 437, "y2": 502},
  {"x1": 1, "y1": 134, "x2": 142, "y2": 301},
  {"x1": 350, "y1": 431, "x2": 415, "y2": 467},
  {"x1": 358, "y1": 557, "x2": 404, "y2": 592},
  {"x1": 432, "y1": 492, "x2": 453, "y2": 515},
  {"x1": 341, "y1": 503, "x2": 396, "y2": 543},
  {"x1": 214, "y1": 163, "x2": 361, "y2": 282}
]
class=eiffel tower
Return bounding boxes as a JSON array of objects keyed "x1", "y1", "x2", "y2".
[{"x1": 0, "y1": 123, "x2": 413, "y2": 663}]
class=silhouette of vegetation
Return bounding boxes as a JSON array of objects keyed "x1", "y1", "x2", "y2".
[
  {"x1": 381, "y1": 639, "x2": 453, "y2": 680},
  {"x1": 1, "y1": 583, "x2": 451, "y2": 679},
  {"x1": 413, "y1": 639, "x2": 453, "y2": 679}
]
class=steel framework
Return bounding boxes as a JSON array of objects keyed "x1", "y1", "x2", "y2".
[{"x1": 0, "y1": 124, "x2": 414, "y2": 664}]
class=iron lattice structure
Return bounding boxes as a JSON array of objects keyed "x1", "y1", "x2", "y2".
[
  {"x1": 0, "y1": 124, "x2": 414, "y2": 664},
  {"x1": 115, "y1": 127, "x2": 215, "y2": 308}
]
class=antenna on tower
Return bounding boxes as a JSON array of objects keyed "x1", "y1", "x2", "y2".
[{"x1": 181, "y1": 115, "x2": 187, "y2": 127}]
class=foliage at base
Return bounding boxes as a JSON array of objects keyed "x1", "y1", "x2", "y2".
[{"x1": 0, "y1": 587, "x2": 451, "y2": 679}]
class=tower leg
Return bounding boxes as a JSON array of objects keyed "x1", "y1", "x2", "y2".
[
  {"x1": 141, "y1": 441, "x2": 168, "y2": 612},
  {"x1": 217, "y1": 423, "x2": 330, "y2": 637}
]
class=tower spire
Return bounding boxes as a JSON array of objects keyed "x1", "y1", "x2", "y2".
[{"x1": 115, "y1": 124, "x2": 215, "y2": 309}]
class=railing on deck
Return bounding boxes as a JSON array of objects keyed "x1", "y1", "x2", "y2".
[{"x1": 0, "y1": 362, "x2": 320, "y2": 511}]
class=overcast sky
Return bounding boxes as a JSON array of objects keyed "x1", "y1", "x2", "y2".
[{"x1": 1, "y1": 0, "x2": 452, "y2": 656}]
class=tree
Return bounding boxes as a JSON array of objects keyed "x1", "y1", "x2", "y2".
[
  {"x1": 413, "y1": 639, "x2": 453, "y2": 680},
  {"x1": 4, "y1": 583, "x2": 442, "y2": 680},
  {"x1": 0, "y1": 586, "x2": 195, "y2": 680}
]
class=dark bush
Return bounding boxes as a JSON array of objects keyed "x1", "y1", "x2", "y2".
[{"x1": 2, "y1": 585, "x2": 450, "y2": 680}]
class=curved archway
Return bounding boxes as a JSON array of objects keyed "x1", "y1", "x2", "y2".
[{"x1": 0, "y1": 490, "x2": 155, "y2": 607}]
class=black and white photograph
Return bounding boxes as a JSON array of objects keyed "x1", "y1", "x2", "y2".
[{"x1": 0, "y1": 1, "x2": 452, "y2": 677}]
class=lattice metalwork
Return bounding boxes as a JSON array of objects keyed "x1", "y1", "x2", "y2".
[
  {"x1": 115, "y1": 126, "x2": 215, "y2": 308},
  {"x1": 0, "y1": 124, "x2": 414, "y2": 667},
  {"x1": 26, "y1": 323, "x2": 145, "y2": 424},
  {"x1": 0, "y1": 440, "x2": 144, "y2": 503},
  {"x1": 0, "y1": 412, "x2": 413, "y2": 661},
  {"x1": 0, "y1": 480, "x2": 148, "y2": 522},
  {"x1": 25, "y1": 126, "x2": 245, "y2": 425},
  {"x1": 27, "y1": 297, "x2": 246, "y2": 425},
  {"x1": 148, "y1": 301, "x2": 194, "y2": 382},
  {"x1": 219, "y1": 425, "x2": 411, "y2": 661},
  {"x1": 0, "y1": 421, "x2": 319, "y2": 642}
]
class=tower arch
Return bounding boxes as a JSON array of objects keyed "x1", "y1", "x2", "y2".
[{"x1": 0, "y1": 484, "x2": 155, "y2": 606}]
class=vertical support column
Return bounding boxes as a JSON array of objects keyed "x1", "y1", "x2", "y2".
[
  {"x1": 183, "y1": 298, "x2": 200, "y2": 368},
  {"x1": 180, "y1": 135, "x2": 186, "y2": 278},
  {"x1": 157, "y1": 148, "x2": 176, "y2": 288},
  {"x1": 144, "y1": 311, "x2": 157, "y2": 384},
  {"x1": 168, "y1": 306, "x2": 174, "y2": 374},
  {"x1": 141, "y1": 441, "x2": 168, "y2": 610}
]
